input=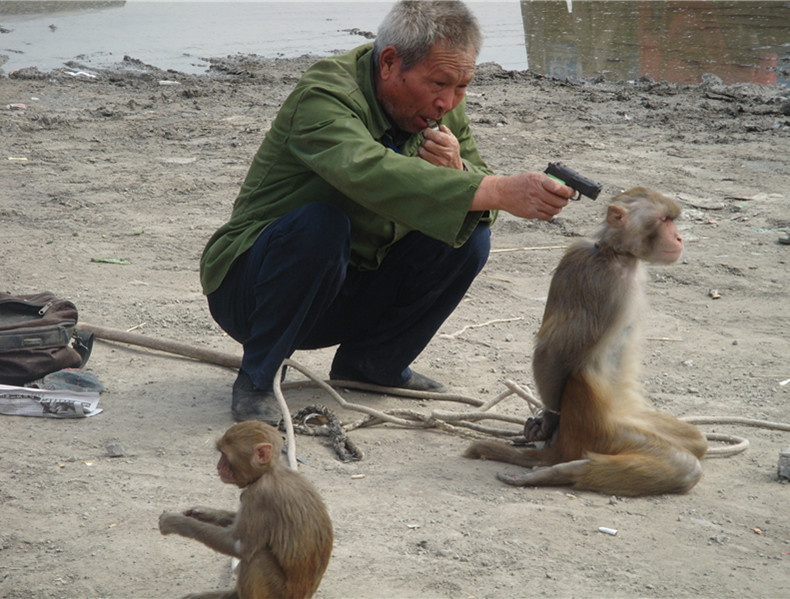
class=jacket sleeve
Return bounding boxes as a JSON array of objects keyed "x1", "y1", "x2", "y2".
[{"x1": 287, "y1": 87, "x2": 490, "y2": 246}]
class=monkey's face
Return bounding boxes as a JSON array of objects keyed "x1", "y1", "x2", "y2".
[
  {"x1": 608, "y1": 189, "x2": 684, "y2": 264},
  {"x1": 648, "y1": 215, "x2": 683, "y2": 264},
  {"x1": 217, "y1": 452, "x2": 238, "y2": 485}
]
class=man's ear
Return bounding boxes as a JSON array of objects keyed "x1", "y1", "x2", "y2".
[
  {"x1": 378, "y1": 46, "x2": 400, "y2": 81},
  {"x1": 252, "y1": 442, "x2": 273, "y2": 467}
]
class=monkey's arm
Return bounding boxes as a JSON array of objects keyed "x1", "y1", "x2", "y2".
[
  {"x1": 527, "y1": 245, "x2": 625, "y2": 444},
  {"x1": 183, "y1": 506, "x2": 237, "y2": 527},
  {"x1": 159, "y1": 511, "x2": 240, "y2": 557},
  {"x1": 533, "y1": 244, "x2": 624, "y2": 411}
]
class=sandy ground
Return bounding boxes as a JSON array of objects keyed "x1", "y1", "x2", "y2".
[{"x1": 1, "y1": 53, "x2": 789, "y2": 599}]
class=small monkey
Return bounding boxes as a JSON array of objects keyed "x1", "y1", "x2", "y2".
[
  {"x1": 465, "y1": 187, "x2": 707, "y2": 496},
  {"x1": 159, "y1": 421, "x2": 333, "y2": 599}
]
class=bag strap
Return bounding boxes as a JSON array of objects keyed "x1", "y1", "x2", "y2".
[
  {"x1": 0, "y1": 324, "x2": 76, "y2": 352},
  {"x1": 73, "y1": 330, "x2": 94, "y2": 367}
]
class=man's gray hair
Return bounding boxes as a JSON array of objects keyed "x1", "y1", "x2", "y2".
[{"x1": 373, "y1": 1, "x2": 483, "y2": 70}]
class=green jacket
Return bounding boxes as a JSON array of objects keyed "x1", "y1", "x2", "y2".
[{"x1": 200, "y1": 43, "x2": 495, "y2": 295}]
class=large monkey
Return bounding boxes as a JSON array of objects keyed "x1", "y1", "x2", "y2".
[
  {"x1": 159, "y1": 421, "x2": 333, "y2": 599},
  {"x1": 465, "y1": 187, "x2": 707, "y2": 496}
]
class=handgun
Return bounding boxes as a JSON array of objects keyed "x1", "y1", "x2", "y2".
[{"x1": 544, "y1": 162, "x2": 602, "y2": 200}]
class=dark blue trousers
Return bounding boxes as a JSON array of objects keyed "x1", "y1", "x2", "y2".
[{"x1": 207, "y1": 203, "x2": 490, "y2": 391}]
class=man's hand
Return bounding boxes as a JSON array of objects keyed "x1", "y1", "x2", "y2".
[
  {"x1": 471, "y1": 172, "x2": 573, "y2": 220},
  {"x1": 418, "y1": 125, "x2": 464, "y2": 170}
]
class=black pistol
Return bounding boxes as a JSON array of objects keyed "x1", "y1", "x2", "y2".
[{"x1": 544, "y1": 162, "x2": 602, "y2": 200}]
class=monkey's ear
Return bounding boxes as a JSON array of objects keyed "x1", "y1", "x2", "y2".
[
  {"x1": 606, "y1": 204, "x2": 628, "y2": 228},
  {"x1": 252, "y1": 442, "x2": 274, "y2": 466}
]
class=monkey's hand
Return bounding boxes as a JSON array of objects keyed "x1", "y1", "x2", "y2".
[
  {"x1": 183, "y1": 507, "x2": 236, "y2": 527},
  {"x1": 158, "y1": 511, "x2": 188, "y2": 536},
  {"x1": 523, "y1": 410, "x2": 560, "y2": 445},
  {"x1": 159, "y1": 510, "x2": 240, "y2": 556}
]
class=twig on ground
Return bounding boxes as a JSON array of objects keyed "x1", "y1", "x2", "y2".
[
  {"x1": 490, "y1": 245, "x2": 567, "y2": 253},
  {"x1": 439, "y1": 317, "x2": 523, "y2": 340}
]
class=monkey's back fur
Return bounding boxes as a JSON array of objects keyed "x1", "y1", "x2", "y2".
[
  {"x1": 465, "y1": 188, "x2": 708, "y2": 497},
  {"x1": 236, "y1": 468, "x2": 333, "y2": 599}
]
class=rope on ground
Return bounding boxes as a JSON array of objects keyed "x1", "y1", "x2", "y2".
[
  {"x1": 291, "y1": 404, "x2": 364, "y2": 463},
  {"x1": 77, "y1": 323, "x2": 790, "y2": 465},
  {"x1": 278, "y1": 360, "x2": 540, "y2": 452},
  {"x1": 281, "y1": 359, "x2": 790, "y2": 463},
  {"x1": 681, "y1": 416, "x2": 790, "y2": 458},
  {"x1": 280, "y1": 360, "x2": 551, "y2": 455},
  {"x1": 272, "y1": 363, "x2": 298, "y2": 471},
  {"x1": 702, "y1": 433, "x2": 749, "y2": 457}
]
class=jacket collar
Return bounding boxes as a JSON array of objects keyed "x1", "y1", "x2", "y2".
[{"x1": 357, "y1": 44, "x2": 392, "y2": 141}]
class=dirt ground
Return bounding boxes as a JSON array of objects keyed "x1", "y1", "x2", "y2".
[{"x1": 1, "y1": 52, "x2": 789, "y2": 599}]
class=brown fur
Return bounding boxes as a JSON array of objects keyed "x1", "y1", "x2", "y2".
[
  {"x1": 465, "y1": 187, "x2": 707, "y2": 497},
  {"x1": 159, "y1": 421, "x2": 333, "y2": 599}
]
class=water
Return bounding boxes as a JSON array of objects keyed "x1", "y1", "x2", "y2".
[
  {"x1": 0, "y1": 1, "x2": 528, "y2": 73},
  {"x1": 1, "y1": 1, "x2": 788, "y2": 88}
]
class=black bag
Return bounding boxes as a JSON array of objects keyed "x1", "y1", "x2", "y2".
[{"x1": 0, "y1": 291, "x2": 93, "y2": 386}]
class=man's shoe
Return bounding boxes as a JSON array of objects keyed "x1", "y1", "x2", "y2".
[
  {"x1": 402, "y1": 370, "x2": 448, "y2": 393},
  {"x1": 329, "y1": 366, "x2": 447, "y2": 393},
  {"x1": 231, "y1": 370, "x2": 281, "y2": 425}
]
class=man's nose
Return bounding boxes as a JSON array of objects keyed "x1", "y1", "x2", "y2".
[{"x1": 434, "y1": 88, "x2": 455, "y2": 113}]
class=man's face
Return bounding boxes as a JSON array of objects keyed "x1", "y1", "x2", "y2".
[{"x1": 376, "y1": 41, "x2": 476, "y2": 133}]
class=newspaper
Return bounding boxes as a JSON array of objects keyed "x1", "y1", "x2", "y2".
[{"x1": 0, "y1": 383, "x2": 102, "y2": 418}]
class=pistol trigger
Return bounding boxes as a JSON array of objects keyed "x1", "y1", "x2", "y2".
[{"x1": 571, "y1": 190, "x2": 581, "y2": 201}]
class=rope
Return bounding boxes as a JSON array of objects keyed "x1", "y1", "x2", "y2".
[
  {"x1": 681, "y1": 416, "x2": 790, "y2": 458},
  {"x1": 291, "y1": 404, "x2": 363, "y2": 462},
  {"x1": 279, "y1": 365, "x2": 789, "y2": 463},
  {"x1": 77, "y1": 323, "x2": 790, "y2": 467}
]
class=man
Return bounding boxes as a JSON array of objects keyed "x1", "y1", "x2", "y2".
[{"x1": 201, "y1": 0, "x2": 572, "y2": 423}]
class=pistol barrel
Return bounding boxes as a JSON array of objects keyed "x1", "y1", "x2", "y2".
[{"x1": 545, "y1": 162, "x2": 602, "y2": 200}]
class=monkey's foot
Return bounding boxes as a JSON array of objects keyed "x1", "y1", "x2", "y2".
[
  {"x1": 231, "y1": 370, "x2": 281, "y2": 425},
  {"x1": 496, "y1": 471, "x2": 533, "y2": 487},
  {"x1": 497, "y1": 460, "x2": 588, "y2": 488}
]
